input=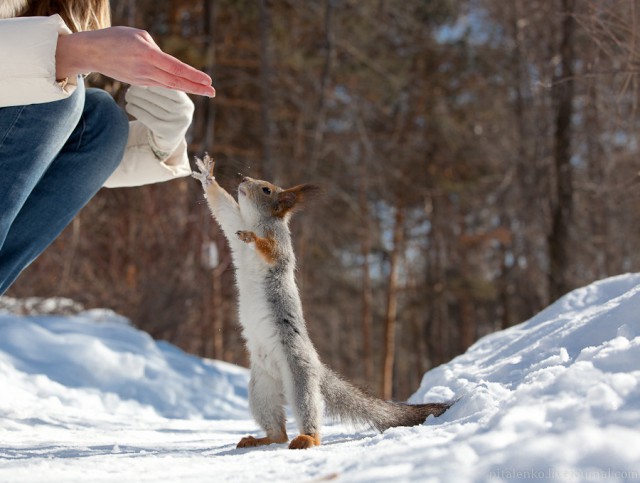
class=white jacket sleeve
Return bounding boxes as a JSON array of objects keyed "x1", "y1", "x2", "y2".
[
  {"x1": 0, "y1": 14, "x2": 191, "y2": 188},
  {"x1": 103, "y1": 120, "x2": 192, "y2": 188},
  {"x1": 0, "y1": 15, "x2": 77, "y2": 107}
]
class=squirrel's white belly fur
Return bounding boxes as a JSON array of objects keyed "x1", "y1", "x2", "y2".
[{"x1": 235, "y1": 246, "x2": 287, "y2": 379}]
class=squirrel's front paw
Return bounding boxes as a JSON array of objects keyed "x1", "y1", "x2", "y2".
[
  {"x1": 236, "y1": 231, "x2": 257, "y2": 244},
  {"x1": 191, "y1": 154, "x2": 215, "y2": 188}
]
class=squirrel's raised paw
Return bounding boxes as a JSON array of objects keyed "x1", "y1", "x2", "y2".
[
  {"x1": 191, "y1": 154, "x2": 215, "y2": 188},
  {"x1": 236, "y1": 230, "x2": 257, "y2": 244}
]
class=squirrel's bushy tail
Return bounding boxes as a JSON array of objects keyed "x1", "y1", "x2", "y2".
[{"x1": 320, "y1": 366, "x2": 451, "y2": 432}]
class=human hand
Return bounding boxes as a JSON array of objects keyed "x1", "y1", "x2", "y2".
[
  {"x1": 125, "y1": 85, "x2": 194, "y2": 157},
  {"x1": 56, "y1": 26, "x2": 215, "y2": 97}
]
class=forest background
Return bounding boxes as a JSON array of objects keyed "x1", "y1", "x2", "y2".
[{"x1": 7, "y1": 0, "x2": 640, "y2": 400}]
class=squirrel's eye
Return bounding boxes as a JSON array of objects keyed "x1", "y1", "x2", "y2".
[{"x1": 262, "y1": 186, "x2": 272, "y2": 195}]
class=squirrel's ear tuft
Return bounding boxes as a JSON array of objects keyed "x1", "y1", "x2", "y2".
[{"x1": 274, "y1": 184, "x2": 321, "y2": 217}]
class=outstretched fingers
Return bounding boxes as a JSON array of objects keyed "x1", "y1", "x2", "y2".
[
  {"x1": 149, "y1": 52, "x2": 215, "y2": 97},
  {"x1": 71, "y1": 27, "x2": 217, "y2": 98}
]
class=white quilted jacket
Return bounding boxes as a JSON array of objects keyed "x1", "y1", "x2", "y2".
[{"x1": 0, "y1": 13, "x2": 191, "y2": 188}]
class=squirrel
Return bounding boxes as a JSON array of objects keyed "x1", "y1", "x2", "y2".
[{"x1": 192, "y1": 154, "x2": 451, "y2": 450}]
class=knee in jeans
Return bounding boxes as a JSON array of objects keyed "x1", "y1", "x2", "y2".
[
  {"x1": 57, "y1": 84, "x2": 86, "y2": 129},
  {"x1": 84, "y1": 89, "x2": 129, "y2": 170}
]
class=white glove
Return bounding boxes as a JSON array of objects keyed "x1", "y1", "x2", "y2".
[{"x1": 125, "y1": 85, "x2": 195, "y2": 160}]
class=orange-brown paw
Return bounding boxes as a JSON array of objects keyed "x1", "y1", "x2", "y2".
[
  {"x1": 288, "y1": 434, "x2": 321, "y2": 450},
  {"x1": 236, "y1": 435, "x2": 287, "y2": 449},
  {"x1": 236, "y1": 230, "x2": 257, "y2": 244},
  {"x1": 237, "y1": 436, "x2": 266, "y2": 448}
]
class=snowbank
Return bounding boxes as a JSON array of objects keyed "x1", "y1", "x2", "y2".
[
  {"x1": 412, "y1": 273, "x2": 640, "y2": 479},
  {"x1": 0, "y1": 274, "x2": 639, "y2": 482},
  {"x1": 0, "y1": 308, "x2": 249, "y2": 421}
]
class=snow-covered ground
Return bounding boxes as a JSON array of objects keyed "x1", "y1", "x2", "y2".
[{"x1": 1, "y1": 274, "x2": 640, "y2": 482}]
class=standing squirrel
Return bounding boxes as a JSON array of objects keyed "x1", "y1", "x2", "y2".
[{"x1": 192, "y1": 155, "x2": 451, "y2": 450}]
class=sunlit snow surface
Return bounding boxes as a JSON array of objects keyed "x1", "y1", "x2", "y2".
[{"x1": 1, "y1": 274, "x2": 640, "y2": 482}]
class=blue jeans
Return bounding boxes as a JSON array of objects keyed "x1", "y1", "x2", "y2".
[{"x1": 0, "y1": 81, "x2": 129, "y2": 294}]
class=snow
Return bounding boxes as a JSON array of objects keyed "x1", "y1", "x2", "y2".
[{"x1": 1, "y1": 274, "x2": 640, "y2": 482}]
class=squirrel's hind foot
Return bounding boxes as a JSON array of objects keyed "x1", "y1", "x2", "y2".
[
  {"x1": 236, "y1": 434, "x2": 288, "y2": 449},
  {"x1": 288, "y1": 434, "x2": 321, "y2": 450}
]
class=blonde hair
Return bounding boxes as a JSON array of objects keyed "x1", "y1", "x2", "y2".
[{"x1": 24, "y1": 0, "x2": 111, "y2": 32}]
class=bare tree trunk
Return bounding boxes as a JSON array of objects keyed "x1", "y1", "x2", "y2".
[
  {"x1": 458, "y1": 223, "x2": 476, "y2": 352},
  {"x1": 381, "y1": 207, "x2": 404, "y2": 400},
  {"x1": 259, "y1": 0, "x2": 273, "y2": 179},
  {"x1": 359, "y1": 160, "x2": 373, "y2": 382},
  {"x1": 548, "y1": 0, "x2": 576, "y2": 302},
  {"x1": 298, "y1": 0, "x2": 335, "y2": 296},
  {"x1": 203, "y1": 0, "x2": 216, "y2": 150},
  {"x1": 360, "y1": 227, "x2": 374, "y2": 381},
  {"x1": 458, "y1": 291, "x2": 475, "y2": 353},
  {"x1": 428, "y1": 194, "x2": 450, "y2": 366},
  {"x1": 407, "y1": 267, "x2": 426, "y2": 392},
  {"x1": 128, "y1": 0, "x2": 136, "y2": 26},
  {"x1": 584, "y1": 75, "x2": 610, "y2": 278},
  {"x1": 211, "y1": 262, "x2": 226, "y2": 358},
  {"x1": 309, "y1": 0, "x2": 335, "y2": 172},
  {"x1": 498, "y1": 237, "x2": 512, "y2": 330},
  {"x1": 60, "y1": 217, "x2": 81, "y2": 290}
]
